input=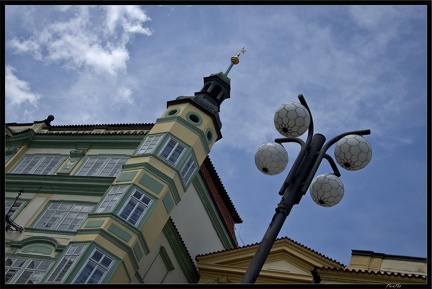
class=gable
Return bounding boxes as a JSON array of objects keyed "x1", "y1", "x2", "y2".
[
  {"x1": 196, "y1": 237, "x2": 344, "y2": 283},
  {"x1": 262, "y1": 259, "x2": 309, "y2": 275}
]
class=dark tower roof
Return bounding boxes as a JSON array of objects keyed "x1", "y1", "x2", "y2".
[{"x1": 168, "y1": 48, "x2": 245, "y2": 139}]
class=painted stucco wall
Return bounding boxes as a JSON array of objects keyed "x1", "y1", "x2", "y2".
[
  {"x1": 170, "y1": 183, "x2": 225, "y2": 264},
  {"x1": 137, "y1": 231, "x2": 189, "y2": 283}
]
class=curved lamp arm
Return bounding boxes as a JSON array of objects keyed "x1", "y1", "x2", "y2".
[
  {"x1": 300, "y1": 129, "x2": 371, "y2": 195},
  {"x1": 278, "y1": 94, "x2": 315, "y2": 195}
]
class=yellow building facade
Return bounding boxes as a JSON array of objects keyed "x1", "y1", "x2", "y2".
[{"x1": 196, "y1": 237, "x2": 427, "y2": 284}]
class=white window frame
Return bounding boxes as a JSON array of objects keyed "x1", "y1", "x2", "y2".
[
  {"x1": 5, "y1": 257, "x2": 53, "y2": 284},
  {"x1": 33, "y1": 202, "x2": 93, "y2": 231},
  {"x1": 158, "y1": 137, "x2": 186, "y2": 166},
  {"x1": 47, "y1": 244, "x2": 87, "y2": 283},
  {"x1": 118, "y1": 188, "x2": 153, "y2": 226},
  {"x1": 180, "y1": 154, "x2": 197, "y2": 185},
  {"x1": 96, "y1": 185, "x2": 128, "y2": 213},
  {"x1": 72, "y1": 249, "x2": 114, "y2": 284},
  {"x1": 136, "y1": 134, "x2": 163, "y2": 155},
  {"x1": 11, "y1": 155, "x2": 65, "y2": 175},
  {"x1": 75, "y1": 156, "x2": 128, "y2": 177}
]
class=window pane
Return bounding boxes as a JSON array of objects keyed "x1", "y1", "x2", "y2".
[
  {"x1": 5, "y1": 199, "x2": 25, "y2": 218},
  {"x1": 119, "y1": 189, "x2": 152, "y2": 226},
  {"x1": 87, "y1": 268, "x2": 104, "y2": 284},
  {"x1": 142, "y1": 195, "x2": 152, "y2": 205},
  {"x1": 100, "y1": 256, "x2": 113, "y2": 268},
  {"x1": 74, "y1": 263, "x2": 95, "y2": 284},
  {"x1": 181, "y1": 155, "x2": 197, "y2": 184},
  {"x1": 100, "y1": 157, "x2": 127, "y2": 177},
  {"x1": 137, "y1": 135, "x2": 162, "y2": 155},
  {"x1": 33, "y1": 156, "x2": 63, "y2": 175},
  {"x1": 77, "y1": 156, "x2": 127, "y2": 177},
  {"x1": 9, "y1": 258, "x2": 53, "y2": 284},
  {"x1": 28, "y1": 271, "x2": 44, "y2": 284},
  {"x1": 48, "y1": 244, "x2": 86, "y2": 283},
  {"x1": 73, "y1": 249, "x2": 113, "y2": 284},
  {"x1": 12, "y1": 155, "x2": 63, "y2": 175},
  {"x1": 76, "y1": 157, "x2": 106, "y2": 176},
  {"x1": 168, "y1": 144, "x2": 184, "y2": 163},
  {"x1": 16, "y1": 270, "x2": 32, "y2": 283},
  {"x1": 91, "y1": 250, "x2": 103, "y2": 262},
  {"x1": 119, "y1": 200, "x2": 135, "y2": 220},
  {"x1": 129, "y1": 204, "x2": 145, "y2": 225},
  {"x1": 34, "y1": 202, "x2": 93, "y2": 231},
  {"x1": 12, "y1": 156, "x2": 41, "y2": 174},
  {"x1": 5, "y1": 269, "x2": 18, "y2": 283},
  {"x1": 158, "y1": 138, "x2": 186, "y2": 166}
]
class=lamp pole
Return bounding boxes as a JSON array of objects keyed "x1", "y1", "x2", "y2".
[{"x1": 241, "y1": 94, "x2": 371, "y2": 283}]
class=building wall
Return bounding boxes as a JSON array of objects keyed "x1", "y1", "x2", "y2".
[
  {"x1": 347, "y1": 250, "x2": 427, "y2": 277},
  {"x1": 136, "y1": 227, "x2": 189, "y2": 283},
  {"x1": 170, "y1": 179, "x2": 226, "y2": 265},
  {"x1": 5, "y1": 123, "x2": 236, "y2": 284}
]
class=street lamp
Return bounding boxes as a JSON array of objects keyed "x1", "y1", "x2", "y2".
[{"x1": 241, "y1": 94, "x2": 372, "y2": 283}]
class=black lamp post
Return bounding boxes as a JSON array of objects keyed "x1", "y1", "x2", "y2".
[{"x1": 241, "y1": 94, "x2": 372, "y2": 283}]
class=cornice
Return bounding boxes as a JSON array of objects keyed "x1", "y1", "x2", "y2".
[{"x1": 5, "y1": 174, "x2": 114, "y2": 195}]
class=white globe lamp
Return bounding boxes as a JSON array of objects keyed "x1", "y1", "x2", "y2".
[
  {"x1": 254, "y1": 142, "x2": 288, "y2": 175},
  {"x1": 274, "y1": 102, "x2": 311, "y2": 137},
  {"x1": 334, "y1": 134, "x2": 372, "y2": 171},
  {"x1": 310, "y1": 173, "x2": 344, "y2": 207}
]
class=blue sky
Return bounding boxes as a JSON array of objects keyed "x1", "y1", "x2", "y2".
[{"x1": 4, "y1": 5, "x2": 428, "y2": 266}]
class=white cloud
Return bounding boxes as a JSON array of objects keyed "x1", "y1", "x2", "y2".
[
  {"x1": 8, "y1": 5, "x2": 152, "y2": 77},
  {"x1": 116, "y1": 86, "x2": 134, "y2": 104},
  {"x1": 5, "y1": 65, "x2": 40, "y2": 107},
  {"x1": 104, "y1": 5, "x2": 152, "y2": 36}
]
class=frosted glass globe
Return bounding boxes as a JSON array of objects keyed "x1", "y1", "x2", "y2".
[
  {"x1": 254, "y1": 142, "x2": 288, "y2": 175},
  {"x1": 334, "y1": 134, "x2": 372, "y2": 171},
  {"x1": 274, "y1": 102, "x2": 311, "y2": 137},
  {"x1": 310, "y1": 173, "x2": 344, "y2": 207}
]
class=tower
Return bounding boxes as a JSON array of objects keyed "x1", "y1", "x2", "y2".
[{"x1": 66, "y1": 48, "x2": 246, "y2": 282}]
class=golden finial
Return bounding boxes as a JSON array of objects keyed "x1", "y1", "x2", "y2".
[{"x1": 225, "y1": 47, "x2": 246, "y2": 76}]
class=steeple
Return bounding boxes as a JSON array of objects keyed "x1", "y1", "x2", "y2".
[{"x1": 169, "y1": 48, "x2": 245, "y2": 133}]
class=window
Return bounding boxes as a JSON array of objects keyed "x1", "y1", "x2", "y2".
[
  {"x1": 11, "y1": 155, "x2": 65, "y2": 175},
  {"x1": 5, "y1": 257, "x2": 53, "y2": 284},
  {"x1": 158, "y1": 138, "x2": 185, "y2": 166},
  {"x1": 180, "y1": 154, "x2": 197, "y2": 185},
  {"x1": 33, "y1": 203, "x2": 93, "y2": 231},
  {"x1": 47, "y1": 244, "x2": 87, "y2": 283},
  {"x1": 73, "y1": 249, "x2": 114, "y2": 284},
  {"x1": 136, "y1": 134, "x2": 163, "y2": 155},
  {"x1": 119, "y1": 189, "x2": 153, "y2": 226},
  {"x1": 5, "y1": 199, "x2": 25, "y2": 218},
  {"x1": 75, "y1": 156, "x2": 128, "y2": 177},
  {"x1": 96, "y1": 185, "x2": 128, "y2": 213}
]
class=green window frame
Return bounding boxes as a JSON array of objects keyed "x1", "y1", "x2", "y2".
[
  {"x1": 180, "y1": 153, "x2": 198, "y2": 185},
  {"x1": 5, "y1": 256, "x2": 53, "y2": 284},
  {"x1": 95, "y1": 185, "x2": 153, "y2": 227},
  {"x1": 95, "y1": 185, "x2": 129, "y2": 213},
  {"x1": 5, "y1": 198, "x2": 26, "y2": 219},
  {"x1": 158, "y1": 136, "x2": 186, "y2": 166},
  {"x1": 118, "y1": 188, "x2": 153, "y2": 226},
  {"x1": 33, "y1": 202, "x2": 94, "y2": 231},
  {"x1": 46, "y1": 243, "x2": 87, "y2": 283},
  {"x1": 135, "y1": 134, "x2": 163, "y2": 155},
  {"x1": 75, "y1": 155, "x2": 128, "y2": 177},
  {"x1": 72, "y1": 248, "x2": 114, "y2": 284},
  {"x1": 11, "y1": 154, "x2": 66, "y2": 175}
]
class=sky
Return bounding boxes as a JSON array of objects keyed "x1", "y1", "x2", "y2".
[{"x1": 4, "y1": 4, "x2": 429, "y2": 266}]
